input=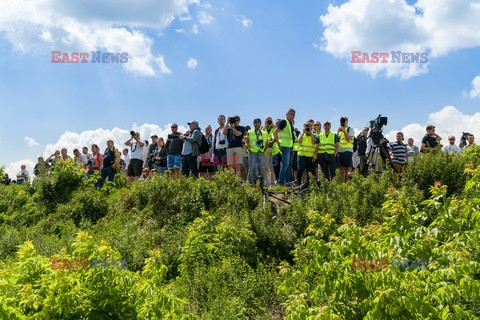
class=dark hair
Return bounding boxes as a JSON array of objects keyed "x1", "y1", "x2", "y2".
[{"x1": 73, "y1": 149, "x2": 79, "y2": 153}]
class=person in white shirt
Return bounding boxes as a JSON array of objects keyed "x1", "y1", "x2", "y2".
[
  {"x1": 82, "y1": 146, "x2": 92, "y2": 160},
  {"x1": 122, "y1": 149, "x2": 130, "y2": 173},
  {"x1": 442, "y1": 135, "x2": 461, "y2": 156},
  {"x1": 16, "y1": 165, "x2": 29, "y2": 185},
  {"x1": 125, "y1": 131, "x2": 145, "y2": 183},
  {"x1": 73, "y1": 149, "x2": 88, "y2": 167},
  {"x1": 406, "y1": 138, "x2": 419, "y2": 162}
]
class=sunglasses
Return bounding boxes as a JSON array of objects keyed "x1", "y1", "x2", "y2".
[
  {"x1": 171, "y1": 126, "x2": 177, "y2": 128},
  {"x1": 314, "y1": 124, "x2": 320, "y2": 126},
  {"x1": 449, "y1": 138, "x2": 455, "y2": 140}
]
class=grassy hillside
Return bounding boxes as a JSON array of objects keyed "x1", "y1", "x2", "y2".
[{"x1": 1, "y1": 148, "x2": 480, "y2": 319}]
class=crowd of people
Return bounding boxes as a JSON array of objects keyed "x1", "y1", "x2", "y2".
[{"x1": 2, "y1": 109, "x2": 477, "y2": 187}]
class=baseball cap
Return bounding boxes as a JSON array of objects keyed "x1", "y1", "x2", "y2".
[
  {"x1": 324, "y1": 121, "x2": 331, "y2": 125},
  {"x1": 253, "y1": 118, "x2": 261, "y2": 123},
  {"x1": 187, "y1": 120, "x2": 198, "y2": 125},
  {"x1": 151, "y1": 134, "x2": 158, "y2": 138}
]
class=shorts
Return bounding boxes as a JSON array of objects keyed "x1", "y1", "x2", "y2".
[
  {"x1": 127, "y1": 158, "x2": 144, "y2": 177},
  {"x1": 167, "y1": 154, "x2": 182, "y2": 169},
  {"x1": 338, "y1": 151, "x2": 353, "y2": 168},
  {"x1": 226, "y1": 147, "x2": 246, "y2": 166}
]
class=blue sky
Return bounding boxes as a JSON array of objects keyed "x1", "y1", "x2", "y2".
[{"x1": 1, "y1": 0, "x2": 479, "y2": 177}]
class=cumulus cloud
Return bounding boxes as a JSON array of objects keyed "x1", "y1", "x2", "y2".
[
  {"x1": 0, "y1": 0, "x2": 198, "y2": 76},
  {"x1": 236, "y1": 15, "x2": 252, "y2": 28},
  {"x1": 320, "y1": 0, "x2": 480, "y2": 79},
  {"x1": 4, "y1": 159, "x2": 36, "y2": 183},
  {"x1": 383, "y1": 106, "x2": 480, "y2": 146},
  {"x1": 186, "y1": 58, "x2": 198, "y2": 69},
  {"x1": 198, "y1": 11, "x2": 214, "y2": 24},
  {"x1": 466, "y1": 75, "x2": 480, "y2": 98},
  {"x1": 25, "y1": 136, "x2": 40, "y2": 148}
]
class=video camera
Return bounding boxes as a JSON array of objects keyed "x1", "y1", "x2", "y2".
[{"x1": 369, "y1": 114, "x2": 388, "y2": 145}]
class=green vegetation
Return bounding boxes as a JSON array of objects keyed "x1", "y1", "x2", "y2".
[{"x1": 1, "y1": 149, "x2": 480, "y2": 319}]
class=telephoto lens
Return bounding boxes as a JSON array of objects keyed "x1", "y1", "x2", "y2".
[{"x1": 130, "y1": 131, "x2": 136, "y2": 136}]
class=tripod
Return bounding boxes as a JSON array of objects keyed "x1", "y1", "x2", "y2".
[{"x1": 364, "y1": 140, "x2": 394, "y2": 174}]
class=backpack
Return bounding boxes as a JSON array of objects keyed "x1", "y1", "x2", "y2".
[{"x1": 197, "y1": 131, "x2": 210, "y2": 154}]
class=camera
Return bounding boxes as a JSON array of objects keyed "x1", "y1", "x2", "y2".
[
  {"x1": 229, "y1": 117, "x2": 237, "y2": 124},
  {"x1": 305, "y1": 127, "x2": 311, "y2": 132},
  {"x1": 266, "y1": 119, "x2": 273, "y2": 125},
  {"x1": 167, "y1": 133, "x2": 177, "y2": 140},
  {"x1": 340, "y1": 118, "x2": 346, "y2": 127},
  {"x1": 256, "y1": 140, "x2": 264, "y2": 148},
  {"x1": 130, "y1": 131, "x2": 136, "y2": 136},
  {"x1": 219, "y1": 139, "x2": 226, "y2": 145},
  {"x1": 369, "y1": 114, "x2": 388, "y2": 145}
]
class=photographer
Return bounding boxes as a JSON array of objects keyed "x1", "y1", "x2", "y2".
[
  {"x1": 179, "y1": 120, "x2": 202, "y2": 178},
  {"x1": 245, "y1": 118, "x2": 268, "y2": 184},
  {"x1": 355, "y1": 127, "x2": 369, "y2": 175},
  {"x1": 297, "y1": 121, "x2": 317, "y2": 185},
  {"x1": 125, "y1": 131, "x2": 145, "y2": 183},
  {"x1": 223, "y1": 115, "x2": 246, "y2": 179},
  {"x1": 166, "y1": 123, "x2": 183, "y2": 179},
  {"x1": 213, "y1": 115, "x2": 228, "y2": 172},
  {"x1": 146, "y1": 135, "x2": 159, "y2": 170},
  {"x1": 337, "y1": 116, "x2": 354, "y2": 183}
]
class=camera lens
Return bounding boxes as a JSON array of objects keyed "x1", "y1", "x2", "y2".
[
  {"x1": 130, "y1": 131, "x2": 135, "y2": 136},
  {"x1": 267, "y1": 120, "x2": 272, "y2": 125}
]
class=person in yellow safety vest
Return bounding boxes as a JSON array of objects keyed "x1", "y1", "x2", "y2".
[
  {"x1": 245, "y1": 118, "x2": 268, "y2": 184},
  {"x1": 262, "y1": 116, "x2": 277, "y2": 186},
  {"x1": 318, "y1": 121, "x2": 340, "y2": 181},
  {"x1": 274, "y1": 108, "x2": 296, "y2": 186},
  {"x1": 337, "y1": 115, "x2": 354, "y2": 183},
  {"x1": 297, "y1": 121, "x2": 318, "y2": 185}
]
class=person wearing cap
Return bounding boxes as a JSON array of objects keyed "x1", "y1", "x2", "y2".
[
  {"x1": 245, "y1": 118, "x2": 268, "y2": 184},
  {"x1": 262, "y1": 115, "x2": 276, "y2": 186},
  {"x1": 223, "y1": 115, "x2": 246, "y2": 179},
  {"x1": 166, "y1": 123, "x2": 183, "y2": 179},
  {"x1": 421, "y1": 125, "x2": 442, "y2": 152},
  {"x1": 318, "y1": 121, "x2": 339, "y2": 181},
  {"x1": 125, "y1": 131, "x2": 145, "y2": 183},
  {"x1": 146, "y1": 135, "x2": 159, "y2": 170},
  {"x1": 179, "y1": 120, "x2": 202, "y2": 178},
  {"x1": 297, "y1": 121, "x2": 318, "y2": 185},
  {"x1": 442, "y1": 135, "x2": 461, "y2": 156},
  {"x1": 99, "y1": 139, "x2": 121, "y2": 187},
  {"x1": 274, "y1": 108, "x2": 296, "y2": 186}
]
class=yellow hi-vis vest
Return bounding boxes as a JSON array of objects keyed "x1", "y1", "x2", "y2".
[
  {"x1": 248, "y1": 129, "x2": 267, "y2": 153},
  {"x1": 319, "y1": 132, "x2": 337, "y2": 154},
  {"x1": 338, "y1": 126, "x2": 353, "y2": 149},
  {"x1": 278, "y1": 119, "x2": 294, "y2": 148},
  {"x1": 298, "y1": 134, "x2": 316, "y2": 157}
]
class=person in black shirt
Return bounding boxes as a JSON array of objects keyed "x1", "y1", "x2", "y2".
[
  {"x1": 223, "y1": 115, "x2": 246, "y2": 178},
  {"x1": 99, "y1": 140, "x2": 120, "y2": 187},
  {"x1": 355, "y1": 127, "x2": 369, "y2": 175},
  {"x1": 421, "y1": 125, "x2": 442, "y2": 152},
  {"x1": 166, "y1": 123, "x2": 183, "y2": 179},
  {"x1": 146, "y1": 135, "x2": 159, "y2": 170}
]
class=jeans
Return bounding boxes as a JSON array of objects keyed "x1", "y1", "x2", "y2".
[
  {"x1": 247, "y1": 152, "x2": 265, "y2": 184},
  {"x1": 213, "y1": 148, "x2": 227, "y2": 173},
  {"x1": 181, "y1": 154, "x2": 199, "y2": 177},
  {"x1": 153, "y1": 164, "x2": 167, "y2": 175},
  {"x1": 99, "y1": 166, "x2": 116, "y2": 187},
  {"x1": 278, "y1": 147, "x2": 293, "y2": 185}
]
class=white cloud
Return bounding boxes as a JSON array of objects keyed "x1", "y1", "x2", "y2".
[
  {"x1": 0, "y1": 0, "x2": 198, "y2": 76},
  {"x1": 320, "y1": 0, "x2": 480, "y2": 79},
  {"x1": 384, "y1": 106, "x2": 480, "y2": 146},
  {"x1": 175, "y1": 28, "x2": 186, "y2": 33},
  {"x1": 237, "y1": 15, "x2": 252, "y2": 28},
  {"x1": 198, "y1": 11, "x2": 214, "y2": 24},
  {"x1": 4, "y1": 159, "x2": 36, "y2": 183},
  {"x1": 466, "y1": 75, "x2": 480, "y2": 98},
  {"x1": 192, "y1": 24, "x2": 199, "y2": 34},
  {"x1": 156, "y1": 56, "x2": 172, "y2": 74},
  {"x1": 25, "y1": 136, "x2": 40, "y2": 148},
  {"x1": 186, "y1": 58, "x2": 198, "y2": 69}
]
